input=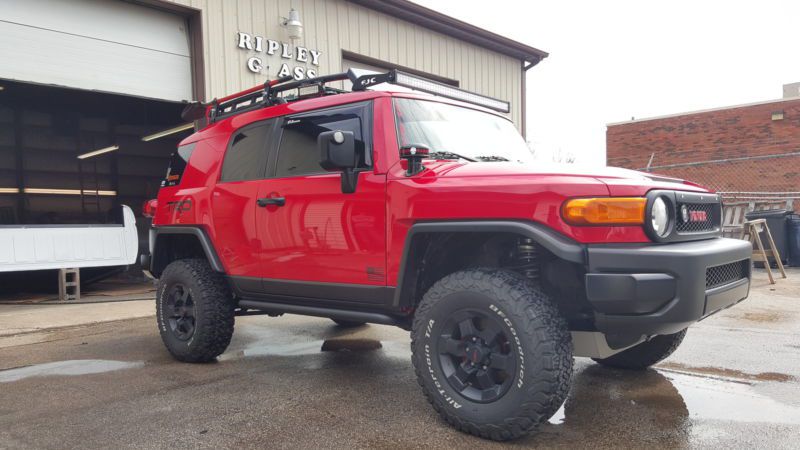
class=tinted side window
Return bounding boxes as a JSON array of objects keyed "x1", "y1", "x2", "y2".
[
  {"x1": 163, "y1": 143, "x2": 195, "y2": 187},
  {"x1": 274, "y1": 102, "x2": 371, "y2": 178},
  {"x1": 220, "y1": 121, "x2": 274, "y2": 182}
]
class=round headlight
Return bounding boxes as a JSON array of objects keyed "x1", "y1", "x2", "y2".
[{"x1": 651, "y1": 197, "x2": 670, "y2": 237}]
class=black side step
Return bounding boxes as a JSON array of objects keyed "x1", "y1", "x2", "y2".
[{"x1": 238, "y1": 300, "x2": 405, "y2": 326}]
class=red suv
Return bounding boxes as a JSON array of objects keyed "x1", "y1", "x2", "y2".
[{"x1": 144, "y1": 70, "x2": 752, "y2": 441}]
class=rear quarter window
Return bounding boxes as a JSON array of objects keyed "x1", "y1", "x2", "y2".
[
  {"x1": 163, "y1": 143, "x2": 195, "y2": 187},
  {"x1": 220, "y1": 120, "x2": 275, "y2": 182}
]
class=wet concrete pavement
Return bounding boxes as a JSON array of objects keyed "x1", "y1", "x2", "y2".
[{"x1": 0, "y1": 270, "x2": 798, "y2": 449}]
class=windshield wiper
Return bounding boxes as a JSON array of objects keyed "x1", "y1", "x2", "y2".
[
  {"x1": 426, "y1": 151, "x2": 476, "y2": 162},
  {"x1": 475, "y1": 155, "x2": 509, "y2": 162}
]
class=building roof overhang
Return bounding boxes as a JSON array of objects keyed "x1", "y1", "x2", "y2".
[{"x1": 346, "y1": 0, "x2": 548, "y2": 67}]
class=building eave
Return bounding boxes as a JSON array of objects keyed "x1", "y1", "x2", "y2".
[{"x1": 346, "y1": 0, "x2": 548, "y2": 65}]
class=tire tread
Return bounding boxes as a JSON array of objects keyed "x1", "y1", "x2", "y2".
[
  {"x1": 592, "y1": 329, "x2": 687, "y2": 370},
  {"x1": 410, "y1": 268, "x2": 573, "y2": 441},
  {"x1": 157, "y1": 258, "x2": 234, "y2": 363}
]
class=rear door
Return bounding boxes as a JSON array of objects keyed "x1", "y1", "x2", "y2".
[
  {"x1": 255, "y1": 102, "x2": 388, "y2": 302},
  {"x1": 210, "y1": 119, "x2": 277, "y2": 282}
]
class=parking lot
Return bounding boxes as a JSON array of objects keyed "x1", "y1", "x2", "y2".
[{"x1": 1, "y1": 269, "x2": 798, "y2": 449}]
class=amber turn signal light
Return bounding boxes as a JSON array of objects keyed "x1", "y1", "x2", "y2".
[{"x1": 562, "y1": 197, "x2": 646, "y2": 225}]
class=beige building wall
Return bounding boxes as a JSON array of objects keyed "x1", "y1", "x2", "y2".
[{"x1": 165, "y1": 0, "x2": 523, "y2": 127}]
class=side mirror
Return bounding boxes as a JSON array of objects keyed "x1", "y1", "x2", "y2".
[{"x1": 318, "y1": 130, "x2": 358, "y2": 193}]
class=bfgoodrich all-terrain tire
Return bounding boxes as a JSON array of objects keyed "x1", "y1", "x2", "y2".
[
  {"x1": 411, "y1": 268, "x2": 573, "y2": 441},
  {"x1": 156, "y1": 259, "x2": 235, "y2": 363},
  {"x1": 592, "y1": 329, "x2": 687, "y2": 370}
]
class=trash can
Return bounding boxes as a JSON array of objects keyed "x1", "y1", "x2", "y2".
[
  {"x1": 744, "y1": 209, "x2": 791, "y2": 266},
  {"x1": 788, "y1": 214, "x2": 800, "y2": 267}
]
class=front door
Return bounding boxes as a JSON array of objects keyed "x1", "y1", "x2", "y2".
[{"x1": 255, "y1": 102, "x2": 387, "y2": 303}]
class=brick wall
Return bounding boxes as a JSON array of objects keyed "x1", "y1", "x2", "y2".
[{"x1": 606, "y1": 98, "x2": 800, "y2": 199}]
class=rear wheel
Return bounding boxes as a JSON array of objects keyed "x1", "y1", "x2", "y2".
[
  {"x1": 592, "y1": 329, "x2": 687, "y2": 370},
  {"x1": 156, "y1": 259, "x2": 235, "y2": 363},
  {"x1": 411, "y1": 268, "x2": 573, "y2": 441}
]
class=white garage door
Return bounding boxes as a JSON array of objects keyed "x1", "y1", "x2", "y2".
[{"x1": 0, "y1": 0, "x2": 192, "y2": 102}]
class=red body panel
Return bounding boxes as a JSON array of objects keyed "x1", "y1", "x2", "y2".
[
  {"x1": 255, "y1": 171, "x2": 387, "y2": 285},
  {"x1": 153, "y1": 90, "x2": 713, "y2": 287}
]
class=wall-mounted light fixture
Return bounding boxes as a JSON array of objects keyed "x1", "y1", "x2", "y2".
[
  {"x1": 0, "y1": 187, "x2": 19, "y2": 194},
  {"x1": 77, "y1": 145, "x2": 119, "y2": 160},
  {"x1": 772, "y1": 111, "x2": 785, "y2": 121},
  {"x1": 281, "y1": 8, "x2": 303, "y2": 40},
  {"x1": 142, "y1": 123, "x2": 194, "y2": 142}
]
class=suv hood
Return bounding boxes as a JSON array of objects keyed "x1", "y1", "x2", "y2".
[{"x1": 419, "y1": 161, "x2": 711, "y2": 196}]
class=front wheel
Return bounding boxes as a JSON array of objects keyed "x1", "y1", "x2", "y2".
[
  {"x1": 156, "y1": 259, "x2": 235, "y2": 363},
  {"x1": 592, "y1": 329, "x2": 687, "y2": 370},
  {"x1": 411, "y1": 269, "x2": 573, "y2": 441}
]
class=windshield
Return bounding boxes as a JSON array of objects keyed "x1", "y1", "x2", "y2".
[{"x1": 394, "y1": 98, "x2": 534, "y2": 164}]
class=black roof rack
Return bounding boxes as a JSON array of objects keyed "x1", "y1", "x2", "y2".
[{"x1": 180, "y1": 68, "x2": 510, "y2": 125}]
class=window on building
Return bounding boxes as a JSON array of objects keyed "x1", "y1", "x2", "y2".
[
  {"x1": 274, "y1": 102, "x2": 372, "y2": 178},
  {"x1": 220, "y1": 121, "x2": 274, "y2": 182}
]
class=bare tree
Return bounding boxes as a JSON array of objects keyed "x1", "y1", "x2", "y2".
[{"x1": 552, "y1": 149, "x2": 576, "y2": 164}]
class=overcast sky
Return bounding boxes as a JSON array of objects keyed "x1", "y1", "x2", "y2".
[{"x1": 412, "y1": 0, "x2": 800, "y2": 165}]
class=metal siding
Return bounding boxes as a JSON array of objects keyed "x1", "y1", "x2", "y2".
[
  {"x1": 163, "y1": 0, "x2": 523, "y2": 128},
  {"x1": 0, "y1": 0, "x2": 192, "y2": 102}
]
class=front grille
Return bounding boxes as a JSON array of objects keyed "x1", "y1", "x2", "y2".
[
  {"x1": 676, "y1": 202, "x2": 718, "y2": 233},
  {"x1": 706, "y1": 260, "x2": 749, "y2": 289}
]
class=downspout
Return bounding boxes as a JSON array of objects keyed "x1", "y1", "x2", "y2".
[{"x1": 521, "y1": 60, "x2": 537, "y2": 139}]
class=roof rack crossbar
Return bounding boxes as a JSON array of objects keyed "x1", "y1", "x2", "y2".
[{"x1": 194, "y1": 68, "x2": 511, "y2": 124}]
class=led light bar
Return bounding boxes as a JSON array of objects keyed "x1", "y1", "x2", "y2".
[
  {"x1": 392, "y1": 71, "x2": 510, "y2": 113},
  {"x1": 0, "y1": 187, "x2": 20, "y2": 194},
  {"x1": 23, "y1": 188, "x2": 117, "y2": 196},
  {"x1": 77, "y1": 145, "x2": 119, "y2": 160},
  {"x1": 350, "y1": 69, "x2": 511, "y2": 113},
  {"x1": 142, "y1": 123, "x2": 194, "y2": 142}
]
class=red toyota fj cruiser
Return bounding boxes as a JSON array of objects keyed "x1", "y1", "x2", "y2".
[{"x1": 143, "y1": 69, "x2": 752, "y2": 441}]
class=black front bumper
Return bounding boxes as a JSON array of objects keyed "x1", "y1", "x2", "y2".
[{"x1": 585, "y1": 237, "x2": 752, "y2": 335}]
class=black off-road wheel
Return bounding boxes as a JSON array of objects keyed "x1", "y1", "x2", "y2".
[
  {"x1": 592, "y1": 329, "x2": 687, "y2": 370},
  {"x1": 156, "y1": 259, "x2": 235, "y2": 363},
  {"x1": 331, "y1": 319, "x2": 367, "y2": 328},
  {"x1": 411, "y1": 268, "x2": 573, "y2": 441}
]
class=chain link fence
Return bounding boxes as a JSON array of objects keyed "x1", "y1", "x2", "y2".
[{"x1": 639, "y1": 151, "x2": 800, "y2": 211}]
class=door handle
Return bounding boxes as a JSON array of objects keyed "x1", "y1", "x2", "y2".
[{"x1": 257, "y1": 197, "x2": 285, "y2": 207}]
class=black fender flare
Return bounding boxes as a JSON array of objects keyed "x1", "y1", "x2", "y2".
[
  {"x1": 150, "y1": 226, "x2": 225, "y2": 277},
  {"x1": 393, "y1": 220, "x2": 586, "y2": 307}
]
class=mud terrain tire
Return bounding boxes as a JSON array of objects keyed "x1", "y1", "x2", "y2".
[
  {"x1": 592, "y1": 329, "x2": 687, "y2": 370},
  {"x1": 156, "y1": 259, "x2": 235, "y2": 363},
  {"x1": 411, "y1": 268, "x2": 573, "y2": 441}
]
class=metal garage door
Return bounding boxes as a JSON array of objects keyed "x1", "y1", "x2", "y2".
[{"x1": 0, "y1": 0, "x2": 192, "y2": 102}]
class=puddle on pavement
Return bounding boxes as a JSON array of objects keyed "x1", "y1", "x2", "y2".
[
  {"x1": 548, "y1": 403, "x2": 566, "y2": 424},
  {"x1": 660, "y1": 362, "x2": 795, "y2": 383},
  {"x1": 0, "y1": 359, "x2": 144, "y2": 383},
  {"x1": 219, "y1": 338, "x2": 395, "y2": 361},
  {"x1": 545, "y1": 363, "x2": 800, "y2": 435},
  {"x1": 667, "y1": 371, "x2": 800, "y2": 424}
]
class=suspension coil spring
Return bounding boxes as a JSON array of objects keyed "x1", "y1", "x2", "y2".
[{"x1": 515, "y1": 238, "x2": 539, "y2": 281}]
